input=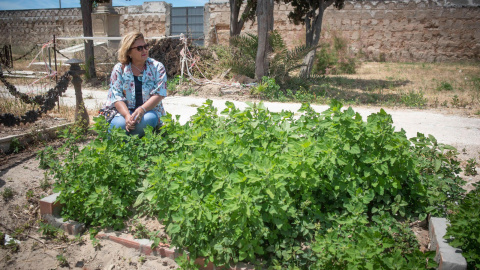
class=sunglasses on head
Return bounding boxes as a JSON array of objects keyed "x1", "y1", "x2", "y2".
[{"x1": 130, "y1": 44, "x2": 150, "y2": 52}]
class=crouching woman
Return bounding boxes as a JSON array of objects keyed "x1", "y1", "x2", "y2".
[{"x1": 101, "y1": 31, "x2": 167, "y2": 137}]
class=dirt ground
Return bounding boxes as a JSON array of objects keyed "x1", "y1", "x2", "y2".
[{"x1": 1, "y1": 82, "x2": 479, "y2": 269}]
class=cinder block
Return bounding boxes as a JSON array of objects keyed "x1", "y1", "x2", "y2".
[{"x1": 429, "y1": 217, "x2": 467, "y2": 270}]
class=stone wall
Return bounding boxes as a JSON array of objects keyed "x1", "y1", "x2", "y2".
[
  {"x1": 205, "y1": 0, "x2": 480, "y2": 62},
  {"x1": 0, "y1": 8, "x2": 83, "y2": 48},
  {"x1": 0, "y1": 2, "x2": 171, "y2": 49},
  {"x1": 1, "y1": 0, "x2": 479, "y2": 62},
  {"x1": 115, "y1": 1, "x2": 170, "y2": 38}
]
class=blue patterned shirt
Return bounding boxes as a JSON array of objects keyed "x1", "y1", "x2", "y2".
[{"x1": 103, "y1": 58, "x2": 167, "y2": 126}]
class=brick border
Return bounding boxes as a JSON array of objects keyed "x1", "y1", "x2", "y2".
[
  {"x1": 40, "y1": 193, "x2": 254, "y2": 269},
  {"x1": 41, "y1": 193, "x2": 472, "y2": 270}
]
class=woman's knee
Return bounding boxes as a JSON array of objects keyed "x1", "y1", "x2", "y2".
[
  {"x1": 110, "y1": 115, "x2": 127, "y2": 130},
  {"x1": 143, "y1": 111, "x2": 158, "y2": 127}
]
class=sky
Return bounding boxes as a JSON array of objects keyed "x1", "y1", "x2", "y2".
[{"x1": 0, "y1": 0, "x2": 211, "y2": 10}]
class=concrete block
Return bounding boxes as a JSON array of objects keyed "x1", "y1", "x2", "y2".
[
  {"x1": 39, "y1": 192, "x2": 62, "y2": 216},
  {"x1": 429, "y1": 217, "x2": 467, "y2": 270}
]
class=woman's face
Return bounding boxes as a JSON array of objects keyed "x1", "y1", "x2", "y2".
[{"x1": 128, "y1": 38, "x2": 149, "y2": 63}]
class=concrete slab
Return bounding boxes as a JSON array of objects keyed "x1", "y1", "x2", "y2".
[{"x1": 429, "y1": 217, "x2": 467, "y2": 270}]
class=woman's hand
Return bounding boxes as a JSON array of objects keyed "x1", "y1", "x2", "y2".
[
  {"x1": 125, "y1": 114, "x2": 136, "y2": 132},
  {"x1": 131, "y1": 106, "x2": 146, "y2": 124}
]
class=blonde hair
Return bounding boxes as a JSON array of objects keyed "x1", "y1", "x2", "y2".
[{"x1": 118, "y1": 31, "x2": 145, "y2": 65}]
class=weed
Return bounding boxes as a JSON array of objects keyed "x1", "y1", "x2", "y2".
[
  {"x1": 138, "y1": 256, "x2": 146, "y2": 264},
  {"x1": 464, "y1": 158, "x2": 478, "y2": 176},
  {"x1": 2, "y1": 187, "x2": 15, "y2": 201},
  {"x1": 451, "y1": 95, "x2": 460, "y2": 107},
  {"x1": 5, "y1": 239, "x2": 19, "y2": 252},
  {"x1": 56, "y1": 253, "x2": 69, "y2": 267},
  {"x1": 167, "y1": 75, "x2": 185, "y2": 94},
  {"x1": 436, "y1": 81, "x2": 454, "y2": 91},
  {"x1": 38, "y1": 221, "x2": 61, "y2": 239},
  {"x1": 25, "y1": 189, "x2": 35, "y2": 200},
  {"x1": 474, "y1": 110, "x2": 480, "y2": 115},
  {"x1": 9, "y1": 138, "x2": 23, "y2": 153},
  {"x1": 40, "y1": 172, "x2": 51, "y2": 191},
  {"x1": 400, "y1": 90, "x2": 427, "y2": 108},
  {"x1": 181, "y1": 87, "x2": 197, "y2": 96}
]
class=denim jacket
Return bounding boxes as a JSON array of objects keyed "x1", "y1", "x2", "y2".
[{"x1": 103, "y1": 58, "x2": 167, "y2": 126}]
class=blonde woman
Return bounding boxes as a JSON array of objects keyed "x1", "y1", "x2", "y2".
[{"x1": 101, "y1": 31, "x2": 167, "y2": 136}]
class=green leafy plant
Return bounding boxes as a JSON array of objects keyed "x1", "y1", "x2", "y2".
[
  {"x1": 48, "y1": 100, "x2": 464, "y2": 268},
  {"x1": 311, "y1": 214, "x2": 436, "y2": 269},
  {"x1": 49, "y1": 117, "x2": 162, "y2": 230},
  {"x1": 135, "y1": 100, "x2": 462, "y2": 267},
  {"x1": 446, "y1": 185, "x2": 480, "y2": 269},
  {"x1": 464, "y1": 158, "x2": 478, "y2": 176}
]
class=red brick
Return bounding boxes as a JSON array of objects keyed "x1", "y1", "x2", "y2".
[{"x1": 108, "y1": 235, "x2": 140, "y2": 250}]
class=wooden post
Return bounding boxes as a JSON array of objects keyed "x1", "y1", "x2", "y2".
[{"x1": 66, "y1": 58, "x2": 89, "y2": 129}]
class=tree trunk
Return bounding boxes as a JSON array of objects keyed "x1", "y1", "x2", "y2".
[
  {"x1": 229, "y1": 0, "x2": 243, "y2": 37},
  {"x1": 255, "y1": 0, "x2": 274, "y2": 81},
  {"x1": 80, "y1": 0, "x2": 96, "y2": 79},
  {"x1": 299, "y1": 5, "x2": 326, "y2": 78}
]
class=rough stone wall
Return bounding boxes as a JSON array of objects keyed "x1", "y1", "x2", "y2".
[
  {"x1": 0, "y1": 8, "x2": 83, "y2": 47},
  {"x1": 205, "y1": 2, "x2": 306, "y2": 49},
  {"x1": 205, "y1": 0, "x2": 480, "y2": 62},
  {"x1": 1, "y1": 0, "x2": 478, "y2": 62},
  {"x1": 115, "y1": 1, "x2": 170, "y2": 38},
  {"x1": 0, "y1": 2, "x2": 170, "y2": 49}
]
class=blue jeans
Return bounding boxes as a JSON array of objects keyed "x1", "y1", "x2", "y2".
[{"x1": 109, "y1": 109, "x2": 158, "y2": 137}]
